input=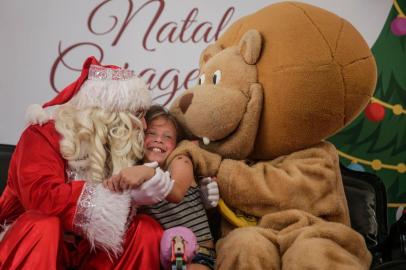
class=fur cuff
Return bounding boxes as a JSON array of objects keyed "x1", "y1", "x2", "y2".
[{"x1": 74, "y1": 183, "x2": 131, "y2": 257}]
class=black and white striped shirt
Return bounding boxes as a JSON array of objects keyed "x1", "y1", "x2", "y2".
[{"x1": 141, "y1": 186, "x2": 213, "y2": 243}]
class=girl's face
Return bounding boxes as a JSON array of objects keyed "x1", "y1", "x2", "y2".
[{"x1": 144, "y1": 116, "x2": 177, "y2": 167}]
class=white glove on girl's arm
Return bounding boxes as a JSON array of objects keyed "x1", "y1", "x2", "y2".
[
  {"x1": 130, "y1": 167, "x2": 174, "y2": 205},
  {"x1": 199, "y1": 177, "x2": 220, "y2": 209}
]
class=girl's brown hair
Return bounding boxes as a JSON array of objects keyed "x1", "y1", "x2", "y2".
[{"x1": 145, "y1": 105, "x2": 184, "y2": 142}]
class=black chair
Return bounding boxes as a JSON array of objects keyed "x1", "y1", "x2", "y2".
[
  {"x1": 341, "y1": 164, "x2": 406, "y2": 269},
  {"x1": 0, "y1": 144, "x2": 15, "y2": 194}
]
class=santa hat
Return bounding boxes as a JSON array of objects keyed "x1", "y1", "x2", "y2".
[{"x1": 26, "y1": 56, "x2": 152, "y2": 125}]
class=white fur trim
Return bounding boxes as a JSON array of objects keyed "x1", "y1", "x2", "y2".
[
  {"x1": 75, "y1": 183, "x2": 131, "y2": 257},
  {"x1": 69, "y1": 77, "x2": 152, "y2": 112},
  {"x1": 25, "y1": 104, "x2": 50, "y2": 126}
]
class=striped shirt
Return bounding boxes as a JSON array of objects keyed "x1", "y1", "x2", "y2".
[{"x1": 140, "y1": 186, "x2": 212, "y2": 243}]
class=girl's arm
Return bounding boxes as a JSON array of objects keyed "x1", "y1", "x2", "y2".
[
  {"x1": 166, "y1": 154, "x2": 195, "y2": 203},
  {"x1": 103, "y1": 165, "x2": 155, "y2": 192}
]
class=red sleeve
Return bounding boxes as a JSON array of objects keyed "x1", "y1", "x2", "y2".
[
  {"x1": 8, "y1": 123, "x2": 131, "y2": 255},
  {"x1": 0, "y1": 186, "x2": 24, "y2": 226},
  {"x1": 9, "y1": 123, "x2": 84, "y2": 231}
]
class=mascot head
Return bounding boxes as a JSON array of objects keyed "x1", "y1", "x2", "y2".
[{"x1": 170, "y1": 2, "x2": 377, "y2": 160}]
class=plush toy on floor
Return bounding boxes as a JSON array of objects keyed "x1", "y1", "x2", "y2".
[
  {"x1": 160, "y1": 226, "x2": 198, "y2": 270},
  {"x1": 167, "y1": 1, "x2": 377, "y2": 269}
]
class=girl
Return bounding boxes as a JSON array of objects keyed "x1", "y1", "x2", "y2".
[{"x1": 104, "y1": 105, "x2": 218, "y2": 270}]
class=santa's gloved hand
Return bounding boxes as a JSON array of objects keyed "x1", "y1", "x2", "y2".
[
  {"x1": 199, "y1": 177, "x2": 219, "y2": 209},
  {"x1": 131, "y1": 167, "x2": 174, "y2": 205},
  {"x1": 143, "y1": 161, "x2": 159, "y2": 168}
]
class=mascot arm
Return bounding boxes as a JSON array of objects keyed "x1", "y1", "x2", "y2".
[
  {"x1": 217, "y1": 142, "x2": 349, "y2": 224},
  {"x1": 166, "y1": 140, "x2": 222, "y2": 177}
]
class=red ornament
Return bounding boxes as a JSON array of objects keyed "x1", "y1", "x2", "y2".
[
  {"x1": 365, "y1": 102, "x2": 385, "y2": 122},
  {"x1": 391, "y1": 16, "x2": 406, "y2": 36}
]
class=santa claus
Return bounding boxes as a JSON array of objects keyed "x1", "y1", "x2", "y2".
[{"x1": 0, "y1": 56, "x2": 174, "y2": 269}]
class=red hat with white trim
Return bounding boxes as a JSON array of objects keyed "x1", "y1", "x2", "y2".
[{"x1": 26, "y1": 56, "x2": 151, "y2": 125}]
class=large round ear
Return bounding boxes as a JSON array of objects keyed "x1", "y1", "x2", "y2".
[
  {"x1": 238, "y1": 30, "x2": 262, "y2": 64},
  {"x1": 199, "y1": 43, "x2": 223, "y2": 68}
]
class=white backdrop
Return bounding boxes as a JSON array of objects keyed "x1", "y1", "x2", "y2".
[{"x1": 0, "y1": 0, "x2": 392, "y2": 145}]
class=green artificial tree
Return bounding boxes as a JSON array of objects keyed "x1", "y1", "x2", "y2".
[{"x1": 329, "y1": 1, "x2": 406, "y2": 226}]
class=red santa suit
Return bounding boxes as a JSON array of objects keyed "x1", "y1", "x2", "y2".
[
  {"x1": 0, "y1": 121, "x2": 163, "y2": 269},
  {"x1": 0, "y1": 57, "x2": 163, "y2": 270}
]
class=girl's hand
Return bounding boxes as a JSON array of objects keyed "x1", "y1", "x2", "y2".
[
  {"x1": 118, "y1": 165, "x2": 155, "y2": 190},
  {"x1": 103, "y1": 175, "x2": 121, "y2": 192},
  {"x1": 103, "y1": 165, "x2": 156, "y2": 192}
]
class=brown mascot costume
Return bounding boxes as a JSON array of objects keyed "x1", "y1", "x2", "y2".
[{"x1": 167, "y1": 2, "x2": 377, "y2": 269}]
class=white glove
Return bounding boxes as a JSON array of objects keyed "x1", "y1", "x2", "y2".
[
  {"x1": 143, "y1": 161, "x2": 159, "y2": 168},
  {"x1": 199, "y1": 177, "x2": 219, "y2": 209},
  {"x1": 130, "y1": 167, "x2": 174, "y2": 205}
]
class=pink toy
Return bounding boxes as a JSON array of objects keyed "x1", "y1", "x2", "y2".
[{"x1": 160, "y1": 226, "x2": 198, "y2": 270}]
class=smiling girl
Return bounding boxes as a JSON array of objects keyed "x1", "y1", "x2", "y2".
[
  {"x1": 143, "y1": 105, "x2": 216, "y2": 270},
  {"x1": 104, "y1": 105, "x2": 218, "y2": 270}
]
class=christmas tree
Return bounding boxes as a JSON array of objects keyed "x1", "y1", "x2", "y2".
[{"x1": 329, "y1": 0, "x2": 406, "y2": 226}]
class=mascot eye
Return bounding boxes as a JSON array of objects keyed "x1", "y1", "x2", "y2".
[
  {"x1": 212, "y1": 70, "x2": 222, "y2": 85},
  {"x1": 198, "y1": 74, "x2": 205, "y2": 85}
]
